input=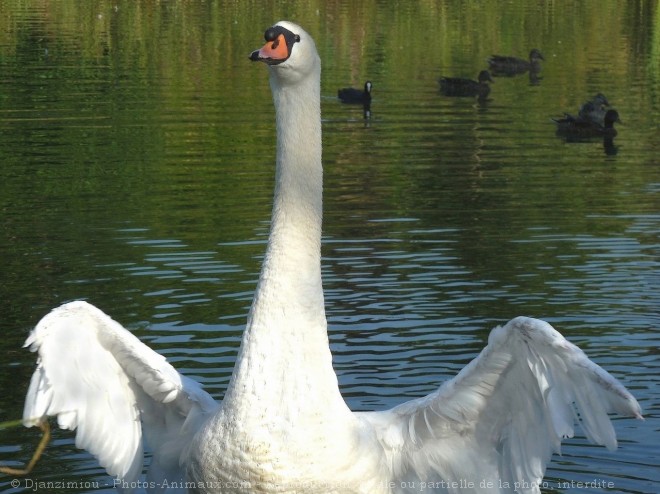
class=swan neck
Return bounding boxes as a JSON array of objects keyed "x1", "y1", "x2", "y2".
[
  {"x1": 222, "y1": 58, "x2": 343, "y2": 418},
  {"x1": 267, "y1": 69, "x2": 323, "y2": 303}
]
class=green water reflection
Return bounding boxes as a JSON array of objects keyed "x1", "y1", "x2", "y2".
[{"x1": 0, "y1": 1, "x2": 658, "y2": 493}]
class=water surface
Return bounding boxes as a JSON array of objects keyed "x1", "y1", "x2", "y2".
[{"x1": 0, "y1": 1, "x2": 658, "y2": 493}]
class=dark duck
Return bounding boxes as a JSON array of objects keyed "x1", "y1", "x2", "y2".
[
  {"x1": 577, "y1": 93, "x2": 610, "y2": 126},
  {"x1": 553, "y1": 109, "x2": 621, "y2": 138},
  {"x1": 338, "y1": 81, "x2": 372, "y2": 104},
  {"x1": 439, "y1": 70, "x2": 493, "y2": 98},
  {"x1": 488, "y1": 48, "x2": 544, "y2": 76}
]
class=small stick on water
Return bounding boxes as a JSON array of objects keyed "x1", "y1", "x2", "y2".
[{"x1": 0, "y1": 420, "x2": 51, "y2": 476}]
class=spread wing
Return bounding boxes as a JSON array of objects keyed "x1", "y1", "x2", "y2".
[
  {"x1": 360, "y1": 317, "x2": 642, "y2": 494},
  {"x1": 23, "y1": 301, "x2": 219, "y2": 491}
]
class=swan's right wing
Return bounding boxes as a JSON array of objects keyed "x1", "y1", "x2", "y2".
[
  {"x1": 359, "y1": 317, "x2": 641, "y2": 493},
  {"x1": 23, "y1": 301, "x2": 218, "y2": 490}
]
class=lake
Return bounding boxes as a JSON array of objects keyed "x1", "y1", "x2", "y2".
[{"x1": 0, "y1": 1, "x2": 658, "y2": 492}]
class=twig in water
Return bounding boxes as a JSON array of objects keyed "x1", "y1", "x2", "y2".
[{"x1": 0, "y1": 420, "x2": 51, "y2": 476}]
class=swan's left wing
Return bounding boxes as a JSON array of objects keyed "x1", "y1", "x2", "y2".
[
  {"x1": 22, "y1": 301, "x2": 219, "y2": 492},
  {"x1": 359, "y1": 317, "x2": 642, "y2": 494}
]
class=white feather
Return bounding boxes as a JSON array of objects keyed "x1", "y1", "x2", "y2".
[
  {"x1": 22, "y1": 301, "x2": 218, "y2": 490},
  {"x1": 360, "y1": 316, "x2": 642, "y2": 493}
]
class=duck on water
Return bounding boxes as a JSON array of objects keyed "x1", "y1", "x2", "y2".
[
  {"x1": 338, "y1": 80, "x2": 372, "y2": 104},
  {"x1": 553, "y1": 108, "x2": 622, "y2": 138},
  {"x1": 439, "y1": 70, "x2": 493, "y2": 99},
  {"x1": 488, "y1": 48, "x2": 544, "y2": 76}
]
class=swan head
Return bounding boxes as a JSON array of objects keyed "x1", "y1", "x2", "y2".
[{"x1": 249, "y1": 21, "x2": 320, "y2": 85}]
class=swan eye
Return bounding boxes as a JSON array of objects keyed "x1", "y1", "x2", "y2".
[{"x1": 294, "y1": 34, "x2": 300, "y2": 42}]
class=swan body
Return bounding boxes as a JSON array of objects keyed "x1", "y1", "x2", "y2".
[{"x1": 22, "y1": 21, "x2": 641, "y2": 494}]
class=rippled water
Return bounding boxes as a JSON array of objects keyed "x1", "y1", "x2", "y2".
[{"x1": 0, "y1": 1, "x2": 658, "y2": 493}]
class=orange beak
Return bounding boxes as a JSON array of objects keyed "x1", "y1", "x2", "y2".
[
  {"x1": 250, "y1": 25, "x2": 300, "y2": 65},
  {"x1": 252, "y1": 34, "x2": 290, "y2": 63}
]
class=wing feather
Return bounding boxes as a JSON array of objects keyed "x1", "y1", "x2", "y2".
[
  {"x1": 361, "y1": 317, "x2": 641, "y2": 493},
  {"x1": 22, "y1": 301, "x2": 218, "y2": 488}
]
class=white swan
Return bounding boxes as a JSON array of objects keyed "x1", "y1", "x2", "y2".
[{"x1": 22, "y1": 21, "x2": 641, "y2": 494}]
